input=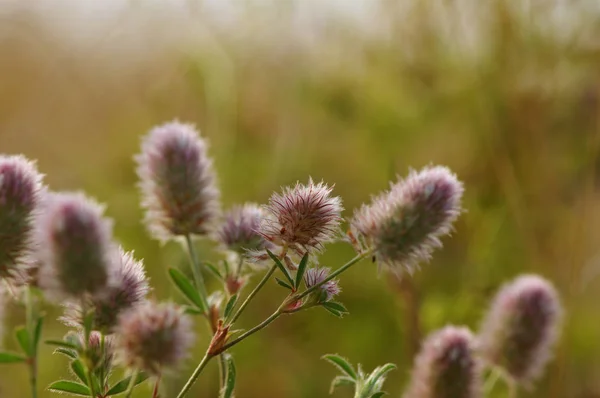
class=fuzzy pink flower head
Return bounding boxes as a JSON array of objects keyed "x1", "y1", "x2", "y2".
[
  {"x1": 304, "y1": 267, "x2": 341, "y2": 302},
  {"x1": 62, "y1": 248, "x2": 150, "y2": 333},
  {"x1": 351, "y1": 166, "x2": 463, "y2": 274},
  {"x1": 479, "y1": 274, "x2": 563, "y2": 385},
  {"x1": 403, "y1": 326, "x2": 481, "y2": 398},
  {"x1": 115, "y1": 301, "x2": 194, "y2": 375},
  {"x1": 260, "y1": 179, "x2": 343, "y2": 255},
  {"x1": 136, "y1": 121, "x2": 220, "y2": 242},
  {"x1": 37, "y1": 192, "x2": 117, "y2": 300},
  {"x1": 216, "y1": 203, "x2": 271, "y2": 256},
  {"x1": 0, "y1": 155, "x2": 44, "y2": 281}
]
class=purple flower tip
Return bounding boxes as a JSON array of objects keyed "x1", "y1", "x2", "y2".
[
  {"x1": 0, "y1": 155, "x2": 44, "y2": 281},
  {"x1": 351, "y1": 165, "x2": 463, "y2": 274},
  {"x1": 115, "y1": 301, "x2": 194, "y2": 374},
  {"x1": 260, "y1": 178, "x2": 343, "y2": 256},
  {"x1": 136, "y1": 121, "x2": 220, "y2": 242},
  {"x1": 403, "y1": 326, "x2": 481, "y2": 398},
  {"x1": 479, "y1": 274, "x2": 563, "y2": 385},
  {"x1": 36, "y1": 192, "x2": 117, "y2": 300}
]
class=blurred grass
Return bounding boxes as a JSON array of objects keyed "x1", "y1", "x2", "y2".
[{"x1": 1, "y1": 0, "x2": 599, "y2": 396}]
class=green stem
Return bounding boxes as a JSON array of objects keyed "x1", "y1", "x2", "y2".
[
  {"x1": 25, "y1": 287, "x2": 38, "y2": 398},
  {"x1": 80, "y1": 300, "x2": 96, "y2": 398},
  {"x1": 184, "y1": 234, "x2": 210, "y2": 312},
  {"x1": 229, "y1": 263, "x2": 277, "y2": 324},
  {"x1": 124, "y1": 369, "x2": 139, "y2": 398},
  {"x1": 219, "y1": 310, "x2": 282, "y2": 353},
  {"x1": 175, "y1": 353, "x2": 213, "y2": 398},
  {"x1": 218, "y1": 354, "x2": 226, "y2": 390},
  {"x1": 294, "y1": 251, "x2": 370, "y2": 301},
  {"x1": 483, "y1": 368, "x2": 501, "y2": 395},
  {"x1": 152, "y1": 374, "x2": 162, "y2": 398}
]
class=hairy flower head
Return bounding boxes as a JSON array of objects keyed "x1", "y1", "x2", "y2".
[
  {"x1": 115, "y1": 302, "x2": 194, "y2": 374},
  {"x1": 0, "y1": 155, "x2": 44, "y2": 281},
  {"x1": 479, "y1": 274, "x2": 563, "y2": 385},
  {"x1": 260, "y1": 179, "x2": 342, "y2": 255},
  {"x1": 216, "y1": 203, "x2": 271, "y2": 256},
  {"x1": 62, "y1": 248, "x2": 150, "y2": 333},
  {"x1": 304, "y1": 267, "x2": 341, "y2": 302},
  {"x1": 403, "y1": 326, "x2": 481, "y2": 398},
  {"x1": 36, "y1": 192, "x2": 117, "y2": 300},
  {"x1": 351, "y1": 166, "x2": 463, "y2": 273},
  {"x1": 136, "y1": 121, "x2": 220, "y2": 241}
]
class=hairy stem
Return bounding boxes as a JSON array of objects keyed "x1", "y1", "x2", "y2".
[
  {"x1": 184, "y1": 234, "x2": 210, "y2": 312},
  {"x1": 124, "y1": 369, "x2": 139, "y2": 398},
  {"x1": 175, "y1": 353, "x2": 213, "y2": 398},
  {"x1": 25, "y1": 287, "x2": 38, "y2": 398},
  {"x1": 390, "y1": 273, "x2": 421, "y2": 359},
  {"x1": 152, "y1": 374, "x2": 162, "y2": 398},
  {"x1": 229, "y1": 263, "x2": 277, "y2": 324}
]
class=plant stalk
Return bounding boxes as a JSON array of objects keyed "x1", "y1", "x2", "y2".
[
  {"x1": 175, "y1": 353, "x2": 213, "y2": 398},
  {"x1": 184, "y1": 234, "x2": 210, "y2": 312},
  {"x1": 124, "y1": 369, "x2": 139, "y2": 398},
  {"x1": 229, "y1": 263, "x2": 277, "y2": 324},
  {"x1": 25, "y1": 286, "x2": 38, "y2": 398}
]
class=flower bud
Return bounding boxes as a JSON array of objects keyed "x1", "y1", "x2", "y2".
[
  {"x1": 351, "y1": 166, "x2": 463, "y2": 274},
  {"x1": 479, "y1": 275, "x2": 563, "y2": 385},
  {"x1": 403, "y1": 326, "x2": 481, "y2": 398},
  {"x1": 216, "y1": 203, "x2": 271, "y2": 257},
  {"x1": 62, "y1": 248, "x2": 150, "y2": 333},
  {"x1": 0, "y1": 155, "x2": 44, "y2": 281},
  {"x1": 115, "y1": 302, "x2": 194, "y2": 374},
  {"x1": 77, "y1": 331, "x2": 113, "y2": 371},
  {"x1": 37, "y1": 192, "x2": 117, "y2": 300},
  {"x1": 136, "y1": 121, "x2": 220, "y2": 242},
  {"x1": 304, "y1": 267, "x2": 341, "y2": 303},
  {"x1": 260, "y1": 179, "x2": 343, "y2": 255}
]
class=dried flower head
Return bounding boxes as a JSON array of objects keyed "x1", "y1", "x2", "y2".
[
  {"x1": 136, "y1": 121, "x2": 220, "y2": 242},
  {"x1": 479, "y1": 274, "x2": 563, "y2": 385},
  {"x1": 36, "y1": 192, "x2": 117, "y2": 300},
  {"x1": 403, "y1": 326, "x2": 481, "y2": 398},
  {"x1": 62, "y1": 248, "x2": 150, "y2": 333},
  {"x1": 216, "y1": 203, "x2": 271, "y2": 256},
  {"x1": 115, "y1": 302, "x2": 194, "y2": 374},
  {"x1": 304, "y1": 267, "x2": 341, "y2": 302},
  {"x1": 351, "y1": 166, "x2": 463, "y2": 273},
  {"x1": 0, "y1": 155, "x2": 44, "y2": 281},
  {"x1": 260, "y1": 179, "x2": 343, "y2": 255}
]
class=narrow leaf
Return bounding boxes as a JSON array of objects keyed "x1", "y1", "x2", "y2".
[
  {"x1": 53, "y1": 347, "x2": 77, "y2": 360},
  {"x1": 183, "y1": 306, "x2": 204, "y2": 316},
  {"x1": 15, "y1": 326, "x2": 31, "y2": 356},
  {"x1": 266, "y1": 249, "x2": 293, "y2": 285},
  {"x1": 329, "y1": 375, "x2": 355, "y2": 394},
  {"x1": 70, "y1": 360, "x2": 88, "y2": 384},
  {"x1": 370, "y1": 393, "x2": 387, "y2": 398},
  {"x1": 223, "y1": 294, "x2": 238, "y2": 321},
  {"x1": 362, "y1": 363, "x2": 397, "y2": 396},
  {"x1": 0, "y1": 351, "x2": 27, "y2": 363},
  {"x1": 322, "y1": 354, "x2": 357, "y2": 380},
  {"x1": 47, "y1": 380, "x2": 91, "y2": 396},
  {"x1": 33, "y1": 316, "x2": 44, "y2": 356},
  {"x1": 204, "y1": 262, "x2": 224, "y2": 281},
  {"x1": 168, "y1": 268, "x2": 207, "y2": 312},
  {"x1": 294, "y1": 253, "x2": 309, "y2": 289},
  {"x1": 275, "y1": 277, "x2": 293, "y2": 290},
  {"x1": 219, "y1": 354, "x2": 236, "y2": 398},
  {"x1": 106, "y1": 372, "x2": 149, "y2": 395},
  {"x1": 45, "y1": 340, "x2": 79, "y2": 350},
  {"x1": 322, "y1": 305, "x2": 343, "y2": 318},
  {"x1": 322, "y1": 301, "x2": 348, "y2": 314}
]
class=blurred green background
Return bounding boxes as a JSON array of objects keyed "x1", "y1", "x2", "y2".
[{"x1": 1, "y1": 0, "x2": 599, "y2": 396}]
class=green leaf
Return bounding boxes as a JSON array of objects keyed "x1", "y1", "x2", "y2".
[
  {"x1": 183, "y1": 306, "x2": 204, "y2": 316},
  {"x1": 275, "y1": 277, "x2": 293, "y2": 290},
  {"x1": 322, "y1": 301, "x2": 349, "y2": 314},
  {"x1": 370, "y1": 393, "x2": 387, "y2": 398},
  {"x1": 294, "y1": 253, "x2": 309, "y2": 289},
  {"x1": 322, "y1": 354, "x2": 357, "y2": 380},
  {"x1": 83, "y1": 310, "x2": 95, "y2": 335},
  {"x1": 361, "y1": 363, "x2": 396, "y2": 396},
  {"x1": 266, "y1": 249, "x2": 293, "y2": 285},
  {"x1": 223, "y1": 294, "x2": 238, "y2": 321},
  {"x1": 168, "y1": 268, "x2": 207, "y2": 313},
  {"x1": 0, "y1": 351, "x2": 27, "y2": 363},
  {"x1": 219, "y1": 354, "x2": 236, "y2": 398},
  {"x1": 53, "y1": 347, "x2": 77, "y2": 360},
  {"x1": 47, "y1": 380, "x2": 91, "y2": 396},
  {"x1": 45, "y1": 340, "x2": 79, "y2": 350},
  {"x1": 106, "y1": 372, "x2": 149, "y2": 395},
  {"x1": 322, "y1": 304, "x2": 344, "y2": 318},
  {"x1": 204, "y1": 262, "x2": 224, "y2": 281},
  {"x1": 329, "y1": 375, "x2": 355, "y2": 394},
  {"x1": 15, "y1": 326, "x2": 31, "y2": 356},
  {"x1": 70, "y1": 360, "x2": 88, "y2": 384},
  {"x1": 33, "y1": 316, "x2": 44, "y2": 356}
]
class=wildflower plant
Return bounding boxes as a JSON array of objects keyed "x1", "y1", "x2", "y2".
[{"x1": 0, "y1": 122, "x2": 563, "y2": 398}]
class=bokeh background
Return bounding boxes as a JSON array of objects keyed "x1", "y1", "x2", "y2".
[{"x1": 1, "y1": 0, "x2": 599, "y2": 396}]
